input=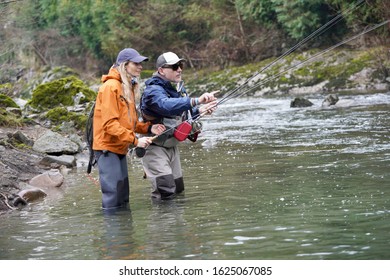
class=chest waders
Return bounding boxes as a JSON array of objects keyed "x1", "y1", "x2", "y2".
[
  {"x1": 96, "y1": 94, "x2": 134, "y2": 209},
  {"x1": 140, "y1": 112, "x2": 186, "y2": 200},
  {"x1": 140, "y1": 86, "x2": 189, "y2": 200},
  {"x1": 96, "y1": 150, "x2": 129, "y2": 209},
  {"x1": 141, "y1": 144, "x2": 184, "y2": 200}
]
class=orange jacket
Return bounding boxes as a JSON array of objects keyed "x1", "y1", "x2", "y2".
[{"x1": 92, "y1": 67, "x2": 150, "y2": 155}]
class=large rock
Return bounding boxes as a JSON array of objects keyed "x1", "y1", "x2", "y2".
[
  {"x1": 290, "y1": 97, "x2": 314, "y2": 108},
  {"x1": 322, "y1": 94, "x2": 339, "y2": 107},
  {"x1": 8, "y1": 130, "x2": 34, "y2": 146},
  {"x1": 29, "y1": 169, "x2": 64, "y2": 188},
  {"x1": 40, "y1": 154, "x2": 76, "y2": 168},
  {"x1": 33, "y1": 130, "x2": 79, "y2": 155},
  {"x1": 17, "y1": 188, "x2": 47, "y2": 203}
]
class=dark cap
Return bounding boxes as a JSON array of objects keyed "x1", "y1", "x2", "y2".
[
  {"x1": 156, "y1": 52, "x2": 186, "y2": 68},
  {"x1": 115, "y1": 48, "x2": 148, "y2": 66}
]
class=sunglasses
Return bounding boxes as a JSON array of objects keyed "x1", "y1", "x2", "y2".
[{"x1": 162, "y1": 62, "x2": 184, "y2": 71}]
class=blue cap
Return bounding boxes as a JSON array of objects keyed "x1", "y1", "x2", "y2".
[{"x1": 115, "y1": 48, "x2": 148, "y2": 66}]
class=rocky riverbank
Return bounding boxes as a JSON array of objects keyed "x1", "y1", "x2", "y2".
[
  {"x1": 1, "y1": 47, "x2": 389, "y2": 212},
  {"x1": 0, "y1": 92, "x2": 382, "y2": 212},
  {"x1": 0, "y1": 125, "x2": 89, "y2": 211}
]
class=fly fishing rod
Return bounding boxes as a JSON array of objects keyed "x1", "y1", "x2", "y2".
[
  {"x1": 218, "y1": 19, "x2": 390, "y2": 103},
  {"x1": 134, "y1": 2, "x2": 387, "y2": 157},
  {"x1": 178, "y1": 18, "x2": 390, "y2": 129},
  {"x1": 217, "y1": 0, "x2": 366, "y2": 106},
  {"x1": 134, "y1": 19, "x2": 389, "y2": 157}
]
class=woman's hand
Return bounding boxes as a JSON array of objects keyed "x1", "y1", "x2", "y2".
[
  {"x1": 151, "y1": 124, "x2": 166, "y2": 135},
  {"x1": 137, "y1": 137, "x2": 153, "y2": 148}
]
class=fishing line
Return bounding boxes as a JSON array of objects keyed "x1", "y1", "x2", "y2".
[
  {"x1": 134, "y1": 2, "x2": 387, "y2": 157},
  {"x1": 135, "y1": 17, "x2": 390, "y2": 157},
  {"x1": 218, "y1": 0, "x2": 366, "y2": 105},
  {"x1": 224, "y1": 19, "x2": 390, "y2": 101},
  {"x1": 138, "y1": 18, "x2": 388, "y2": 149}
]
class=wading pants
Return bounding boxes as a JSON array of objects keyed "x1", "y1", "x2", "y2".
[
  {"x1": 96, "y1": 151, "x2": 129, "y2": 209},
  {"x1": 142, "y1": 144, "x2": 184, "y2": 200}
]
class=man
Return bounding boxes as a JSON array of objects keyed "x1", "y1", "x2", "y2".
[{"x1": 140, "y1": 51, "x2": 217, "y2": 200}]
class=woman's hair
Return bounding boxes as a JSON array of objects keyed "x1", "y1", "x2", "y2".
[{"x1": 116, "y1": 62, "x2": 140, "y2": 102}]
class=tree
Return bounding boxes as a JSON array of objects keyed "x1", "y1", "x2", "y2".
[
  {"x1": 235, "y1": 0, "x2": 276, "y2": 26},
  {"x1": 273, "y1": 0, "x2": 333, "y2": 40},
  {"x1": 1, "y1": 0, "x2": 388, "y2": 76}
]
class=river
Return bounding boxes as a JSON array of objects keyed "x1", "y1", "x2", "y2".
[{"x1": 1, "y1": 91, "x2": 389, "y2": 260}]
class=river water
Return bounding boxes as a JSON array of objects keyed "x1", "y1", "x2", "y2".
[{"x1": 1, "y1": 92, "x2": 389, "y2": 260}]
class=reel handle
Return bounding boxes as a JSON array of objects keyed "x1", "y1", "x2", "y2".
[
  {"x1": 134, "y1": 135, "x2": 157, "y2": 158},
  {"x1": 135, "y1": 147, "x2": 146, "y2": 158}
]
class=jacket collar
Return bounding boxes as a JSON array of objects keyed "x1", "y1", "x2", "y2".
[{"x1": 101, "y1": 67, "x2": 121, "y2": 83}]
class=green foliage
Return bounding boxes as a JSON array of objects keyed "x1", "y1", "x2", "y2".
[
  {"x1": 0, "y1": 108, "x2": 23, "y2": 127},
  {"x1": 141, "y1": 70, "x2": 154, "y2": 80},
  {"x1": 273, "y1": 0, "x2": 332, "y2": 40},
  {"x1": 0, "y1": 94, "x2": 19, "y2": 109},
  {"x1": 2, "y1": 0, "x2": 389, "y2": 73},
  {"x1": 138, "y1": 0, "x2": 217, "y2": 54},
  {"x1": 46, "y1": 107, "x2": 87, "y2": 130},
  {"x1": 234, "y1": 0, "x2": 389, "y2": 53},
  {"x1": 325, "y1": 0, "x2": 388, "y2": 28},
  {"x1": 185, "y1": 48, "x2": 381, "y2": 96},
  {"x1": 0, "y1": 84, "x2": 14, "y2": 96},
  {"x1": 235, "y1": 0, "x2": 276, "y2": 26},
  {"x1": 29, "y1": 76, "x2": 96, "y2": 110},
  {"x1": 38, "y1": 0, "x2": 120, "y2": 61},
  {"x1": 46, "y1": 107, "x2": 68, "y2": 123}
]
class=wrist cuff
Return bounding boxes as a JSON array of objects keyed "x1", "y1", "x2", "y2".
[{"x1": 191, "y1": 98, "x2": 199, "y2": 107}]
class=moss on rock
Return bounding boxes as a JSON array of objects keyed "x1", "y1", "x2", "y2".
[
  {"x1": 185, "y1": 48, "x2": 385, "y2": 96},
  {"x1": 0, "y1": 108, "x2": 23, "y2": 127},
  {"x1": 0, "y1": 83, "x2": 14, "y2": 96},
  {"x1": 29, "y1": 76, "x2": 96, "y2": 110},
  {"x1": 0, "y1": 94, "x2": 19, "y2": 108},
  {"x1": 46, "y1": 107, "x2": 88, "y2": 130}
]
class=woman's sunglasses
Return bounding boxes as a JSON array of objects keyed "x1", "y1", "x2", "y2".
[{"x1": 162, "y1": 62, "x2": 184, "y2": 71}]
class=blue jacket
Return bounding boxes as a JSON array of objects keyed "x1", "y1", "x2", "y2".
[{"x1": 141, "y1": 74, "x2": 199, "y2": 122}]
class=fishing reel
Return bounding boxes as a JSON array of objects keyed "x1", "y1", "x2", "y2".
[
  {"x1": 191, "y1": 120, "x2": 203, "y2": 132},
  {"x1": 187, "y1": 120, "x2": 202, "y2": 142}
]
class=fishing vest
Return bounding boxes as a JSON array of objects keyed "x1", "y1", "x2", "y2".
[
  {"x1": 142, "y1": 110, "x2": 190, "y2": 148},
  {"x1": 141, "y1": 81, "x2": 190, "y2": 148}
]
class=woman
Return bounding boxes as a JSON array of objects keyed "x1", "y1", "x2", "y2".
[{"x1": 93, "y1": 48, "x2": 165, "y2": 210}]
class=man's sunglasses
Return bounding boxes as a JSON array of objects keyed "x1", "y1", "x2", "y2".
[{"x1": 162, "y1": 62, "x2": 184, "y2": 71}]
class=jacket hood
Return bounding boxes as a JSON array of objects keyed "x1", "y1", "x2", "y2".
[{"x1": 101, "y1": 67, "x2": 121, "y2": 83}]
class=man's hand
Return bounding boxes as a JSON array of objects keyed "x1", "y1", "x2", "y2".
[
  {"x1": 198, "y1": 90, "x2": 218, "y2": 104},
  {"x1": 151, "y1": 124, "x2": 166, "y2": 135},
  {"x1": 199, "y1": 100, "x2": 218, "y2": 116}
]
